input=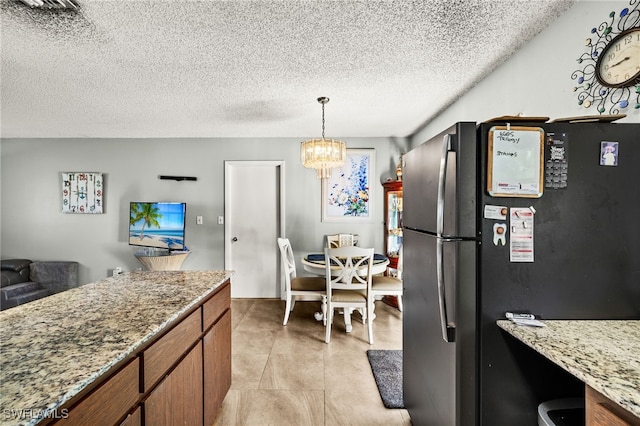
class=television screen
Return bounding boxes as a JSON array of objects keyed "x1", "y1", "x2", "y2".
[{"x1": 129, "y1": 202, "x2": 186, "y2": 251}]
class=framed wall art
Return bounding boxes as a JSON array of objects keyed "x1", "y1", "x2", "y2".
[
  {"x1": 322, "y1": 148, "x2": 375, "y2": 222},
  {"x1": 61, "y1": 172, "x2": 104, "y2": 214}
]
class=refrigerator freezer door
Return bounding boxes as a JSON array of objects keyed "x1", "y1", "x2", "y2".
[
  {"x1": 403, "y1": 130, "x2": 446, "y2": 233},
  {"x1": 403, "y1": 122, "x2": 477, "y2": 238}
]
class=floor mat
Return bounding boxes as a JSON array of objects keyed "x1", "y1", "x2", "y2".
[{"x1": 366, "y1": 349, "x2": 404, "y2": 408}]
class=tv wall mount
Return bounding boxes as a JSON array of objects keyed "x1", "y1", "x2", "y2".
[{"x1": 158, "y1": 175, "x2": 197, "y2": 181}]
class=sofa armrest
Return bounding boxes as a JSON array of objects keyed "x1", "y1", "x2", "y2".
[
  {"x1": 30, "y1": 262, "x2": 79, "y2": 294},
  {"x1": 1, "y1": 259, "x2": 32, "y2": 288},
  {"x1": 1, "y1": 259, "x2": 32, "y2": 273}
]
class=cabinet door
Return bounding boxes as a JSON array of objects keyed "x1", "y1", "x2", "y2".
[
  {"x1": 120, "y1": 406, "x2": 142, "y2": 426},
  {"x1": 586, "y1": 385, "x2": 639, "y2": 426},
  {"x1": 203, "y1": 310, "x2": 232, "y2": 426},
  {"x1": 144, "y1": 341, "x2": 204, "y2": 426}
]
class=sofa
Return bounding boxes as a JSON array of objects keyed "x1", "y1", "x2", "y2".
[{"x1": 1, "y1": 259, "x2": 79, "y2": 310}]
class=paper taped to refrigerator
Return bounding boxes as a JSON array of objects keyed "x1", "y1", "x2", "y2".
[{"x1": 510, "y1": 207, "x2": 534, "y2": 262}]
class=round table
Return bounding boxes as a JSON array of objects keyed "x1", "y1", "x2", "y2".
[{"x1": 301, "y1": 253, "x2": 389, "y2": 276}]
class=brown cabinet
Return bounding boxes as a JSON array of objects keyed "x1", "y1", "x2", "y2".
[
  {"x1": 120, "y1": 407, "x2": 142, "y2": 426},
  {"x1": 55, "y1": 279, "x2": 231, "y2": 426},
  {"x1": 204, "y1": 310, "x2": 232, "y2": 425},
  {"x1": 586, "y1": 385, "x2": 640, "y2": 426},
  {"x1": 144, "y1": 341, "x2": 204, "y2": 426},
  {"x1": 202, "y1": 278, "x2": 231, "y2": 424},
  {"x1": 382, "y1": 180, "x2": 403, "y2": 272}
]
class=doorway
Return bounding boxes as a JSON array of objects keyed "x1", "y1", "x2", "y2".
[{"x1": 224, "y1": 161, "x2": 285, "y2": 298}]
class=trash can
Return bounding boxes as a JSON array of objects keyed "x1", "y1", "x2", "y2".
[{"x1": 538, "y1": 398, "x2": 585, "y2": 426}]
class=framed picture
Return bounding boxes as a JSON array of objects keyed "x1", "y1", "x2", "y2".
[{"x1": 322, "y1": 149, "x2": 375, "y2": 222}]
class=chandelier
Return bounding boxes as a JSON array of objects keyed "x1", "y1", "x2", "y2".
[{"x1": 300, "y1": 97, "x2": 347, "y2": 179}]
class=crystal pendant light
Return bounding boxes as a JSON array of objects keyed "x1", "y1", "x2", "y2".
[{"x1": 300, "y1": 97, "x2": 347, "y2": 179}]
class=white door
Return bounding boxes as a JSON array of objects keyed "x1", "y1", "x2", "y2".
[{"x1": 224, "y1": 161, "x2": 285, "y2": 298}]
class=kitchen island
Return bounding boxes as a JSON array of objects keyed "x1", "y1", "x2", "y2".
[
  {"x1": 498, "y1": 320, "x2": 640, "y2": 425},
  {"x1": 0, "y1": 270, "x2": 233, "y2": 426}
]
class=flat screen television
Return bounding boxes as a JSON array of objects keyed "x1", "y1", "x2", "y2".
[{"x1": 129, "y1": 202, "x2": 187, "y2": 251}]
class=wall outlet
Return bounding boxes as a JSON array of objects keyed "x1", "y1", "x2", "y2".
[
  {"x1": 196, "y1": 216, "x2": 203, "y2": 225},
  {"x1": 218, "y1": 216, "x2": 224, "y2": 225},
  {"x1": 113, "y1": 267, "x2": 122, "y2": 277}
]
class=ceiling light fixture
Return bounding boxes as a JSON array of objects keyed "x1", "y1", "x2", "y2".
[{"x1": 300, "y1": 97, "x2": 347, "y2": 179}]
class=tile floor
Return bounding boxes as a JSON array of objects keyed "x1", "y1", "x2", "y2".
[{"x1": 213, "y1": 298, "x2": 411, "y2": 426}]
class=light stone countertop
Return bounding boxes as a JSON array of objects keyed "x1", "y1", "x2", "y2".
[
  {"x1": 0, "y1": 270, "x2": 233, "y2": 426},
  {"x1": 497, "y1": 319, "x2": 640, "y2": 420}
]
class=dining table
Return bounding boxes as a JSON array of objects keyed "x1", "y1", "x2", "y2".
[
  {"x1": 301, "y1": 252, "x2": 389, "y2": 333},
  {"x1": 301, "y1": 253, "x2": 390, "y2": 276}
]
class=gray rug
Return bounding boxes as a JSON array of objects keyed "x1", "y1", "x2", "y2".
[{"x1": 366, "y1": 349, "x2": 404, "y2": 408}]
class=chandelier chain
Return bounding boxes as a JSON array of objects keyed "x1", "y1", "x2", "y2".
[{"x1": 321, "y1": 102, "x2": 325, "y2": 139}]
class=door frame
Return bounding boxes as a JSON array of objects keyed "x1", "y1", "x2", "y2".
[{"x1": 224, "y1": 160, "x2": 286, "y2": 298}]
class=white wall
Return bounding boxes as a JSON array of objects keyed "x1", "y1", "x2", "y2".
[
  {"x1": 412, "y1": 0, "x2": 640, "y2": 145},
  {"x1": 1, "y1": 137, "x2": 407, "y2": 284}
]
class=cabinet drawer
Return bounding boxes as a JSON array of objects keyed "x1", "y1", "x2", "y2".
[
  {"x1": 143, "y1": 309, "x2": 201, "y2": 391},
  {"x1": 57, "y1": 358, "x2": 139, "y2": 426},
  {"x1": 203, "y1": 281, "x2": 230, "y2": 330}
]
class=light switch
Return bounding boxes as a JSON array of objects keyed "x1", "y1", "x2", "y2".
[
  {"x1": 218, "y1": 216, "x2": 224, "y2": 225},
  {"x1": 196, "y1": 216, "x2": 203, "y2": 225}
]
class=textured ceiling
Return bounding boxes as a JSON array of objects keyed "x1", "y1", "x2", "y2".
[{"x1": 0, "y1": 0, "x2": 575, "y2": 138}]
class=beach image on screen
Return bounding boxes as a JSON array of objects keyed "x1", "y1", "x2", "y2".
[{"x1": 129, "y1": 202, "x2": 186, "y2": 250}]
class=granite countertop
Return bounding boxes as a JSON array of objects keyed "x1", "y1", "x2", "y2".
[
  {"x1": 497, "y1": 319, "x2": 640, "y2": 420},
  {"x1": 0, "y1": 270, "x2": 233, "y2": 426}
]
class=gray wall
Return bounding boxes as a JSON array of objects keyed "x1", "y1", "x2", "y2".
[{"x1": 1, "y1": 137, "x2": 407, "y2": 284}]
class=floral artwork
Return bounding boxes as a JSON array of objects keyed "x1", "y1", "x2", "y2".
[
  {"x1": 61, "y1": 172, "x2": 104, "y2": 214},
  {"x1": 322, "y1": 149, "x2": 375, "y2": 222}
]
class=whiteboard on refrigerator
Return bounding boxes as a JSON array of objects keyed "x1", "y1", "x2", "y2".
[{"x1": 487, "y1": 126, "x2": 544, "y2": 198}]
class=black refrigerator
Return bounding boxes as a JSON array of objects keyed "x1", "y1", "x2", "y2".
[{"x1": 402, "y1": 121, "x2": 640, "y2": 425}]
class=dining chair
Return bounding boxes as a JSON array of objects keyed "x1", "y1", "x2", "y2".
[
  {"x1": 277, "y1": 238, "x2": 327, "y2": 326},
  {"x1": 324, "y1": 246, "x2": 375, "y2": 344},
  {"x1": 325, "y1": 233, "x2": 358, "y2": 248},
  {"x1": 370, "y1": 246, "x2": 403, "y2": 316}
]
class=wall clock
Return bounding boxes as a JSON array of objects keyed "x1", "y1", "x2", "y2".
[
  {"x1": 571, "y1": 1, "x2": 640, "y2": 114},
  {"x1": 595, "y1": 27, "x2": 640, "y2": 88}
]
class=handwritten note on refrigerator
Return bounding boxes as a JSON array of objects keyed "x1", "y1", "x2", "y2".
[{"x1": 487, "y1": 126, "x2": 544, "y2": 198}]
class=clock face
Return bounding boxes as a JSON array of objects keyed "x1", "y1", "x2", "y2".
[{"x1": 596, "y1": 27, "x2": 640, "y2": 88}]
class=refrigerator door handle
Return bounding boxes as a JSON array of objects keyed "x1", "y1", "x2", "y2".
[
  {"x1": 436, "y1": 238, "x2": 456, "y2": 343},
  {"x1": 436, "y1": 134, "x2": 453, "y2": 236}
]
